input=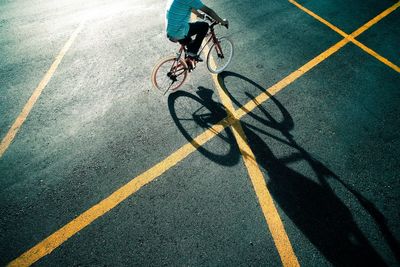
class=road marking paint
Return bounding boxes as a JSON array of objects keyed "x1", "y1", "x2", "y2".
[
  {"x1": 232, "y1": 121, "x2": 300, "y2": 267},
  {"x1": 350, "y1": 1, "x2": 400, "y2": 38},
  {"x1": 289, "y1": 0, "x2": 348, "y2": 36},
  {"x1": 10, "y1": 5, "x2": 398, "y2": 265},
  {"x1": 352, "y1": 40, "x2": 400, "y2": 72},
  {"x1": 236, "y1": 38, "x2": 349, "y2": 119},
  {"x1": 0, "y1": 21, "x2": 85, "y2": 158},
  {"x1": 289, "y1": 0, "x2": 400, "y2": 73},
  {"x1": 205, "y1": 45, "x2": 300, "y2": 267},
  {"x1": 8, "y1": 119, "x2": 232, "y2": 267}
]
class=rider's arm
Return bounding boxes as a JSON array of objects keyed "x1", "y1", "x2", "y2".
[
  {"x1": 191, "y1": 8, "x2": 205, "y2": 19},
  {"x1": 199, "y1": 5, "x2": 228, "y2": 26}
]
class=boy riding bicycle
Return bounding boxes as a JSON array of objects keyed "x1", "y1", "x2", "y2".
[{"x1": 165, "y1": 0, "x2": 229, "y2": 62}]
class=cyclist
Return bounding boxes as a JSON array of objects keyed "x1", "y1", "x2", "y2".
[{"x1": 165, "y1": 0, "x2": 228, "y2": 62}]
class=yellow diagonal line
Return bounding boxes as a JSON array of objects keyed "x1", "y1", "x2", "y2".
[
  {"x1": 8, "y1": 119, "x2": 232, "y2": 267},
  {"x1": 0, "y1": 21, "x2": 86, "y2": 158},
  {"x1": 205, "y1": 43, "x2": 299, "y2": 267},
  {"x1": 236, "y1": 38, "x2": 349, "y2": 119},
  {"x1": 9, "y1": 3, "x2": 398, "y2": 266},
  {"x1": 289, "y1": 0, "x2": 400, "y2": 73},
  {"x1": 352, "y1": 40, "x2": 400, "y2": 72},
  {"x1": 351, "y1": 2, "x2": 400, "y2": 38}
]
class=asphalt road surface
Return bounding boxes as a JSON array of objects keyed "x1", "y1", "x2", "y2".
[{"x1": 1, "y1": 0, "x2": 399, "y2": 266}]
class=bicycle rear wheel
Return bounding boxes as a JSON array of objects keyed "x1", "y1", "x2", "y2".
[
  {"x1": 151, "y1": 56, "x2": 188, "y2": 94},
  {"x1": 206, "y1": 37, "x2": 234, "y2": 74}
]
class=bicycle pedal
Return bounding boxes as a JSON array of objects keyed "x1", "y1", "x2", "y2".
[{"x1": 186, "y1": 61, "x2": 196, "y2": 72}]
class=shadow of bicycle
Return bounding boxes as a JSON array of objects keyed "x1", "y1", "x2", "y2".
[
  {"x1": 168, "y1": 72, "x2": 398, "y2": 266},
  {"x1": 168, "y1": 87, "x2": 240, "y2": 166}
]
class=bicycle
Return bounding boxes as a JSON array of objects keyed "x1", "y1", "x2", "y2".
[{"x1": 151, "y1": 15, "x2": 234, "y2": 94}]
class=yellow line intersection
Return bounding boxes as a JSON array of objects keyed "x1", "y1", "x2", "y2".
[
  {"x1": 289, "y1": 0, "x2": 400, "y2": 73},
  {"x1": 206, "y1": 45, "x2": 299, "y2": 266}
]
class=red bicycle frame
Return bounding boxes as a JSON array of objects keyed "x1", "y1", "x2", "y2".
[{"x1": 168, "y1": 21, "x2": 225, "y2": 77}]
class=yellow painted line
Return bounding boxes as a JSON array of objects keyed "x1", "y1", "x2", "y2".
[
  {"x1": 0, "y1": 21, "x2": 85, "y2": 158},
  {"x1": 10, "y1": 5, "x2": 397, "y2": 265},
  {"x1": 351, "y1": 1, "x2": 400, "y2": 38},
  {"x1": 289, "y1": 0, "x2": 348, "y2": 37},
  {"x1": 235, "y1": 38, "x2": 349, "y2": 119},
  {"x1": 232, "y1": 121, "x2": 300, "y2": 267},
  {"x1": 205, "y1": 45, "x2": 299, "y2": 267},
  {"x1": 289, "y1": 0, "x2": 400, "y2": 73},
  {"x1": 352, "y1": 39, "x2": 400, "y2": 72},
  {"x1": 8, "y1": 119, "x2": 232, "y2": 267}
]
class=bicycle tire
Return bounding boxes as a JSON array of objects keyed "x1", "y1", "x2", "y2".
[
  {"x1": 206, "y1": 37, "x2": 234, "y2": 74},
  {"x1": 151, "y1": 56, "x2": 188, "y2": 94}
]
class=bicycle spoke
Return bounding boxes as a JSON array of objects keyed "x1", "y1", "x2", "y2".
[
  {"x1": 152, "y1": 57, "x2": 188, "y2": 93},
  {"x1": 206, "y1": 37, "x2": 233, "y2": 74},
  {"x1": 214, "y1": 42, "x2": 224, "y2": 58}
]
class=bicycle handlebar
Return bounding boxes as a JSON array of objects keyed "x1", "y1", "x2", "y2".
[{"x1": 203, "y1": 14, "x2": 229, "y2": 29}]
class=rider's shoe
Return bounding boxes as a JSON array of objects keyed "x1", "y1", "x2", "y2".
[
  {"x1": 187, "y1": 52, "x2": 203, "y2": 62},
  {"x1": 186, "y1": 59, "x2": 196, "y2": 72}
]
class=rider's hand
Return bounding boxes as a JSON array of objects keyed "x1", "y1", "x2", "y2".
[{"x1": 221, "y1": 19, "x2": 229, "y2": 28}]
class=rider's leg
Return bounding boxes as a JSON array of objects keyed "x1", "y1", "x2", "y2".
[
  {"x1": 177, "y1": 36, "x2": 191, "y2": 47},
  {"x1": 185, "y1": 21, "x2": 209, "y2": 56}
]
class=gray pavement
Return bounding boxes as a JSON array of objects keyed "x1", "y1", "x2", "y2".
[{"x1": 1, "y1": 0, "x2": 399, "y2": 266}]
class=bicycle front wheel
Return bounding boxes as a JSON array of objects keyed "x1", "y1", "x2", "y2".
[
  {"x1": 206, "y1": 37, "x2": 234, "y2": 74},
  {"x1": 151, "y1": 56, "x2": 188, "y2": 94}
]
